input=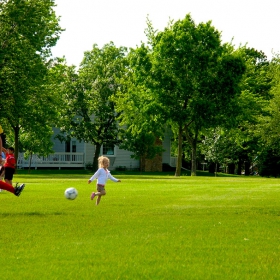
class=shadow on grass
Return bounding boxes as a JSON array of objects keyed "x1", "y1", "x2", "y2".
[
  {"x1": 15, "y1": 168, "x2": 245, "y2": 178},
  {"x1": 0, "y1": 212, "x2": 64, "y2": 217}
]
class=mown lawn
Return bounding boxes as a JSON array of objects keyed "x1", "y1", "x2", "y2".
[{"x1": 0, "y1": 170, "x2": 279, "y2": 280}]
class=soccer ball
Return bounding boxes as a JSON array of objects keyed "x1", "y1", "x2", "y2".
[{"x1": 64, "y1": 187, "x2": 78, "y2": 200}]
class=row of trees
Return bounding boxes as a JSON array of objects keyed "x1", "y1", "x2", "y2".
[{"x1": 1, "y1": 1, "x2": 279, "y2": 176}]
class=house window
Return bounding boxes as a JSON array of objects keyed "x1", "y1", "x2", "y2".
[
  {"x1": 102, "y1": 143, "x2": 115, "y2": 155},
  {"x1": 72, "y1": 141, "x2": 76, "y2": 153},
  {"x1": 65, "y1": 139, "x2": 70, "y2": 152}
]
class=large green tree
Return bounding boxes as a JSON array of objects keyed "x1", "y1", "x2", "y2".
[
  {"x1": 255, "y1": 55, "x2": 280, "y2": 176},
  {"x1": 145, "y1": 15, "x2": 245, "y2": 176},
  {"x1": 257, "y1": 55, "x2": 280, "y2": 151},
  {"x1": 57, "y1": 42, "x2": 127, "y2": 170},
  {"x1": 0, "y1": 0, "x2": 63, "y2": 160},
  {"x1": 201, "y1": 48, "x2": 272, "y2": 175},
  {"x1": 115, "y1": 45, "x2": 165, "y2": 171}
]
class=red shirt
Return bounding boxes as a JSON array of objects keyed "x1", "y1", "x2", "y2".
[{"x1": 4, "y1": 153, "x2": 16, "y2": 169}]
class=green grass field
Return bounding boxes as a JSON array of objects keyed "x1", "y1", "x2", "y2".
[{"x1": 1, "y1": 170, "x2": 280, "y2": 280}]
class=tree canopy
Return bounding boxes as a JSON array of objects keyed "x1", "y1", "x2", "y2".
[
  {"x1": 1, "y1": 4, "x2": 280, "y2": 177},
  {"x1": 0, "y1": 0, "x2": 63, "y2": 160},
  {"x1": 141, "y1": 15, "x2": 246, "y2": 176},
  {"x1": 56, "y1": 42, "x2": 127, "y2": 170}
]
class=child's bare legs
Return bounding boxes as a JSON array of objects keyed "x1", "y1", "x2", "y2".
[
  {"x1": 96, "y1": 194, "x2": 102, "y2": 205},
  {"x1": 96, "y1": 190, "x2": 106, "y2": 205},
  {"x1": 92, "y1": 190, "x2": 106, "y2": 205}
]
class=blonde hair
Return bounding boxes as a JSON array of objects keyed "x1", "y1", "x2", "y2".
[{"x1": 98, "y1": 156, "x2": 110, "y2": 168}]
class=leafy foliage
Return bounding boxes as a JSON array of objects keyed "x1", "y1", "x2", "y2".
[
  {"x1": 115, "y1": 45, "x2": 165, "y2": 170},
  {"x1": 258, "y1": 149, "x2": 280, "y2": 177},
  {"x1": 0, "y1": 0, "x2": 63, "y2": 160},
  {"x1": 57, "y1": 42, "x2": 127, "y2": 169},
  {"x1": 144, "y1": 14, "x2": 246, "y2": 176}
]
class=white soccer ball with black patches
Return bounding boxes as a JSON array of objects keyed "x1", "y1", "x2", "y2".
[{"x1": 64, "y1": 187, "x2": 78, "y2": 200}]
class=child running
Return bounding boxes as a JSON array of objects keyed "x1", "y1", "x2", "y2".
[{"x1": 88, "y1": 156, "x2": 121, "y2": 205}]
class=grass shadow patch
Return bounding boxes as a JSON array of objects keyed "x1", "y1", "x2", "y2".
[{"x1": 0, "y1": 211, "x2": 64, "y2": 217}]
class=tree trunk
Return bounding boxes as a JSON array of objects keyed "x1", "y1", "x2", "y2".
[
  {"x1": 14, "y1": 125, "x2": 20, "y2": 168},
  {"x1": 215, "y1": 162, "x2": 218, "y2": 177},
  {"x1": 93, "y1": 143, "x2": 101, "y2": 171},
  {"x1": 185, "y1": 126, "x2": 198, "y2": 176},
  {"x1": 191, "y1": 143, "x2": 197, "y2": 176},
  {"x1": 175, "y1": 126, "x2": 183, "y2": 177},
  {"x1": 28, "y1": 152, "x2": 33, "y2": 174},
  {"x1": 140, "y1": 155, "x2": 145, "y2": 172},
  {"x1": 237, "y1": 157, "x2": 242, "y2": 175}
]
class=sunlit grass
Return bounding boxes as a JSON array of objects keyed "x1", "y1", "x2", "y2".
[{"x1": 1, "y1": 171, "x2": 280, "y2": 279}]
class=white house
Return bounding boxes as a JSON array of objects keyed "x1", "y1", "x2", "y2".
[{"x1": 17, "y1": 128, "x2": 175, "y2": 170}]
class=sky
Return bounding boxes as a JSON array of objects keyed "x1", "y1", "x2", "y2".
[{"x1": 51, "y1": 0, "x2": 280, "y2": 66}]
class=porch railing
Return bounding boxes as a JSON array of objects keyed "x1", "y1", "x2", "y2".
[{"x1": 17, "y1": 152, "x2": 85, "y2": 169}]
